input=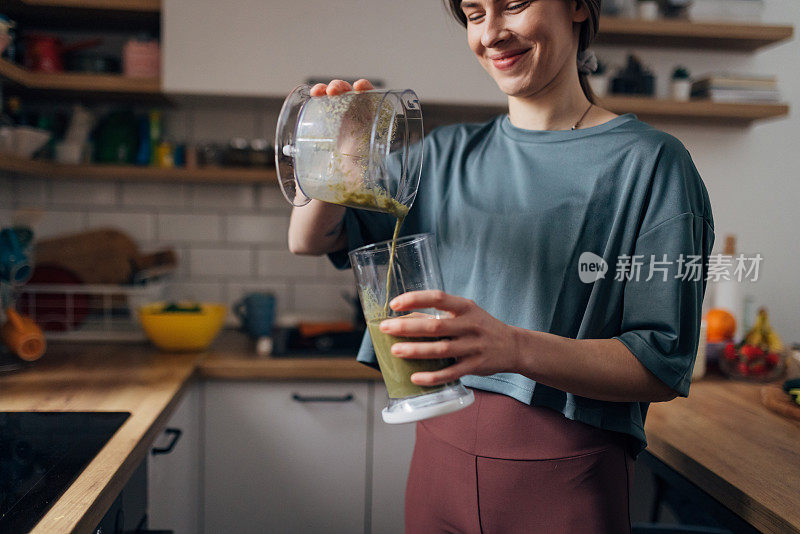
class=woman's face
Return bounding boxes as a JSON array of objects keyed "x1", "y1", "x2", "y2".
[{"x1": 461, "y1": 0, "x2": 588, "y2": 97}]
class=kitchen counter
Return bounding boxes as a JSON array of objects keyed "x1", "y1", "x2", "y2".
[
  {"x1": 645, "y1": 374, "x2": 800, "y2": 534},
  {"x1": 0, "y1": 330, "x2": 378, "y2": 533},
  {"x1": 1, "y1": 332, "x2": 797, "y2": 533}
]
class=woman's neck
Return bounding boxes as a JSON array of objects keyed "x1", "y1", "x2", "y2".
[{"x1": 507, "y1": 64, "x2": 591, "y2": 131}]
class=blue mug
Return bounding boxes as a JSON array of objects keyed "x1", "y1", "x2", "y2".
[{"x1": 234, "y1": 292, "x2": 276, "y2": 339}]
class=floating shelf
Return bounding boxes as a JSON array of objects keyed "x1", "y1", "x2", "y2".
[
  {"x1": 597, "y1": 17, "x2": 794, "y2": 50},
  {"x1": 2, "y1": 0, "x2": 160, "y2": 31},
  {"x1": 599, "y1": 95, "x2": 789, "y2": 124},
  {"x1": 0, "y1": 59, "x2": 161, "y2": 97},
  {"x1": 0, "y1": 154, "x2": 277, "y2": 184}
]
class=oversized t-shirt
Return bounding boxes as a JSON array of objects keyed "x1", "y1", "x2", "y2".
[{"x1": 329, "y1": 113, "x2": 715, "y2": 455}]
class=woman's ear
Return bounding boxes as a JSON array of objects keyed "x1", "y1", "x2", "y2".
[{"x1": 571, "y1": 0, "x2": 590, "y2": 23}]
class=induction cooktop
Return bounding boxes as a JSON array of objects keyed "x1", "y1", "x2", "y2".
[{"x1": 0, "y1": 411, "x2": 130, "y2": 533}]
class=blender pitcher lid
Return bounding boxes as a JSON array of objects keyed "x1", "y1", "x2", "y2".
[{"x1": 275, "y1": 84, "x2": 312, "y2": 207}]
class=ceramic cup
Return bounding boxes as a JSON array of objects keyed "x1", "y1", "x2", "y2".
[{"x1": 234, "y1": 292, "x2": 276, "y2": 339}]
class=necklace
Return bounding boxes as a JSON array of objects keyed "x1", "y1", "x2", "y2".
[{"x1": 571, "y1": 103, "x2": 593, "y2": 130}]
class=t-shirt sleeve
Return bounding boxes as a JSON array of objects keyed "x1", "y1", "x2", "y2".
[{"x1": 613, "y1": 143, "x2": 715, "y2": 397}]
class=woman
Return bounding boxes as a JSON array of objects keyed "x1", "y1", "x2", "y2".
[{"x1": 289, "y1": 0, "x2": 714, "y2": 532}]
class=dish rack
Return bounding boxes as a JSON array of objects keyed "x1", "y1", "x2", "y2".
[{"x1": 12, "y1": 279, "x2": 168, "y2": 342}]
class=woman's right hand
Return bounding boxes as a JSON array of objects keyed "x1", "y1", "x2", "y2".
[
  {"x1": 309, "y1": 78, "x2": 375, "y2": 97},
  {"x1": 287, "y1": 79, "x2": 375, "y2": 256}
]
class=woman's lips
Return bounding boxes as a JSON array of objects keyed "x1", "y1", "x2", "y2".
[{"x1": 491, "y1": 49, "x2": 528, "y2": 70}]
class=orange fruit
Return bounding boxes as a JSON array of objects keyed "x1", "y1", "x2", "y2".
[{"x1": 705, "y1": 308, "x2": 736, "y2": 343}]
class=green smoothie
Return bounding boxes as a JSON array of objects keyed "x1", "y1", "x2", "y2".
[{"x1": 367, "y1": 318, "x2": 453, "y2": 399}]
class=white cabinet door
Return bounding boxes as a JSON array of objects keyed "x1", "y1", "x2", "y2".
[
  {"x1": 203, "y1": 381, "x2": 369, "y2": 534},
  {"x1": 369, "y1": 384, "x2": 417, "y2": 534},
  {"x1": 162, "y1": 0, "x2": 503, "y2": 104},
  {"x1": 147, "y1": 382, "x2": 201, "y2": 534}
]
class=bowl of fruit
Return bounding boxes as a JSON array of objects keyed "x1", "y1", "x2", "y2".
[{"x1": 720, "y1": 308, "x2": 786, "y2": 382}]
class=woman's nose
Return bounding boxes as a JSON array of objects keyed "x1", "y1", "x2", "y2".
[{"x1": 481, "y1": 13, "x2": 510, "y2": 48}]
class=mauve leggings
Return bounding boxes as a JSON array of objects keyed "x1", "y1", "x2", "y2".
[{"x1": 404, "y1": 389, "x2": 634, "y2": 534}]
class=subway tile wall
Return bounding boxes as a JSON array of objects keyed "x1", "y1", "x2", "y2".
[{"x1": 0, "y1": 104, "x2": 358, "y2": 322}]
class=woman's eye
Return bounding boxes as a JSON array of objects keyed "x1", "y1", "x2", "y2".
[
  {"x1": 506, "y1": 1, "x2": 531, "y2": 11},
  {"x1": 467, "y1": 13, "x2": 484, "y2": 22}
]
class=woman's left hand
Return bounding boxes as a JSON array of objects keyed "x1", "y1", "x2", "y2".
[{"x1": 379, "y1": 290, "x2": 523, "y2": 387}]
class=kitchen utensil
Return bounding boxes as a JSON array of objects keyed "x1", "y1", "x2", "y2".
[
  {"x1": 18, "y1": 263, "x2": 90, "y2": 332},
  {"x1": 234, "y1": 292, "x2": 276, "y2": 340},
  {"x1": 275, "y1": 85, "x2": 423, "y2": 214},
  {"x1": 1, "y1": 307, "x2": 46, "y2": 361},
  {"x1": 138, "y1": 302, "x2": 227, "y2": 352},
  {"x1": 94, "y1": 110, "x2": 138, "y2": 164},
  {"x1": 0, "y1": 226, "x2": 33, "y2": 284},
  {"x1": 349, "y1": 233, "x2": 474, "y2": 424}
]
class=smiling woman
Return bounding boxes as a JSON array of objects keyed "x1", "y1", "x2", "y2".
[{"x1": 287, "y1": 0, "x2": 714, "y2": 531}]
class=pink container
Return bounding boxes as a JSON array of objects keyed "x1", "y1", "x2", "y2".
[{"x1": 122, "y1": 38, "x2": 160, "y2": 78}]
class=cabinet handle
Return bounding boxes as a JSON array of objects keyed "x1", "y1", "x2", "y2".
[
  {"x1": 151, "y1": 427, "x2": 182, "y2": 455},
  {"x1": 291, "y1": 393, "x2": 354, "y2": 403}
]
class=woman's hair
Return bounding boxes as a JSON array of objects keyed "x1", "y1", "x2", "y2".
[{"x1": 443, "y1": 0, "x2": 602, "y2": 103}]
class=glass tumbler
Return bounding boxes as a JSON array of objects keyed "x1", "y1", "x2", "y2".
[
  {"x1": 349, "y1": 233, "x2": 474, "y2": 424},
  {"x1": 275, "y1": 85, "x2": 423, "y2": 217}
]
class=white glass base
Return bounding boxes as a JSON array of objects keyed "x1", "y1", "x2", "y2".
[{"x1": 381, "y1": 384, "x2": 474, "y2": 424}]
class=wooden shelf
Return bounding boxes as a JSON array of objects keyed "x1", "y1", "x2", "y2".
[
  {"x1": 11, "y1": 0, "x2": 159, "y2": 12},
  {"x1": 0, "y1": 59, "x2": 161, "y2": 97},
  {"x1": 597, "y1": 17, "x2": 794, "y2": 50},
  {"x1": 0, "y1": 154, "x2": 277, "y2": 184},
  {"x1": 599, "y1": 95, "x2": 789, "y2": 124}
]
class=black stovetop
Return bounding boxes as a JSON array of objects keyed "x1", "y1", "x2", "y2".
[{"x1": 0, "y1": 411, "x2": 130, "y2": 533}]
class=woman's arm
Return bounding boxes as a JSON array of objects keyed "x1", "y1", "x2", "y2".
[
  {"x1": 379, "y1": 290, "x2": 679, "y2": 403},
  {"x1": 287, "y1": 78, "x2": 374, "y2": 256}
]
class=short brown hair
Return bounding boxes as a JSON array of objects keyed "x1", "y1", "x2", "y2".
[{"x1": 443, "y1": 0, "x2": 602, "y2": 103}]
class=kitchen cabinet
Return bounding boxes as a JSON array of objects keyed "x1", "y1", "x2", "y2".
[
  {"x1": 203, "y1": 380, "x2": 370, "y2": 534},
  {"x1": 147, "y1": 382, "x2": 202, "y2": 534},
  {"x1": 161, "y1": 0, "x2": 503, "y2": 104},
  {"x1": 369, "y1": 384, "x2": 417, "y2": 534}
]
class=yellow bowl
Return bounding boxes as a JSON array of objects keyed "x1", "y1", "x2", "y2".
[{"x1": 138, "y1": 302, "x2": 227, "y2": 352}]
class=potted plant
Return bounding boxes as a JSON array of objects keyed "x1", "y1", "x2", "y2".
[{"x1": 671, "y1": 66, "x2": 692, "y2": 101}]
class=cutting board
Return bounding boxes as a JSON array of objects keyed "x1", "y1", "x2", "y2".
[
  {"x1": 761, "y1": 385, "x2": 800, "y2": 422},
  {"x1": 35, "y1": 229, "x2": 139, "y2": 284}
]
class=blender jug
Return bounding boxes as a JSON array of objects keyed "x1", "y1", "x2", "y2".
[
  {"x1": 349, "y1": 233, "x2": 474, "y2": 424},
  {"x1": 275, "y1": 85, "x2": 423, "y2": 216}
]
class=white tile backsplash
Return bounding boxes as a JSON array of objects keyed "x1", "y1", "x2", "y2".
[
  {"x1": 158, "y1": 213, "x2": 222, "y2": 243},
  {"x1": 258, "y1": 248, "x2": 321, "y2": 278},
  {"x1": 293, "y1": 281, "x2": 356, "y2": 316},
  {"x1": 87, "y1": 212, "x2": 155, "y2": 242},
  {"x1": 13, "y1": 177, "x2": 48, "y2": 207},
  {"x1": 33, "y1": 210, "x2": 86, "y2": 240},
  {"x1": 256, "y1": 185, "x2": 290, "y2": 211},
  {"x1": 190, "y1": 247, "x2": 253, "y2": 277},
  {"x1": 51, "y1": 180, "x2": 117, "y2": 206},
  {"x1": 191, "y1": 184, "x2": 256, "y2": 209},
  {"x1": 0, "y1": 176, "x2": 13, "y2": 206},
  {"x1": 225, "y1": 214, "x2": 289, "y2": 245},
  {"x1": 166, "y1": 281, "x2": 226, "y2": 303},
  {"x1": 121, "y1": 182, "x2": 189, "y2": 208}
]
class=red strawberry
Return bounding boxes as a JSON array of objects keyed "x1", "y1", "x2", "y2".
[
  {"x1": 723, "y1": 342, "x2": 738, "y2": 361},
  {"x1": 766, "y1": 353, "x2": 781, "y2": 366},
  {"x1": 737, "y1": 362, "x2": 750, "y2": 375},
  {"x1": 741, "y1": 344, "x2": 765, "y2": 360},
  {"x1": 750, "y1": 362, "x2": 766, "y2": 374}
]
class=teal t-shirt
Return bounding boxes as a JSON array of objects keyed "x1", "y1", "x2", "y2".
[{"x1": 329, "y1": 113, "x2": 714, "y2": 455}]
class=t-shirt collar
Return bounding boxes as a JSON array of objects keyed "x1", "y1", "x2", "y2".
[{"x1": 499, "y1": 113, "x2": 638, "y2": 143}]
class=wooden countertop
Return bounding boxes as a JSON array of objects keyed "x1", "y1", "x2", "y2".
[
  {"x1": 645, "y1": 374, "x2": 800, "y2": 534},
  {"x1": 0, "y1": 331, "x2": 379, "y2": 533},
  {"x1": 2, "y1": 331, "x2": 797, "y2": 533}
]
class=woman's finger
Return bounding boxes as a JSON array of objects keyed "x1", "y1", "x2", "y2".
[
  {"x1": 390, "y1": 290, "x2": 473, "y2": 316},
  {"x1": 410, "y1": 359, "x2": 477, "y2": 386},
  {"x1": 309, "y1": 83, "x2": 327, "y2": 96},
  {"x1": 379, "y1": 316, "x2": 471, "y2": 338},
  {"x1": 326, "y1": 79, "x2": 353, "y2": 95},
  {"x1": 391, "y1": 338, "x2": 474, "y2": 359},
  {"x1": 353, "y1": 79, "x2": 374, "y2": 91}
]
